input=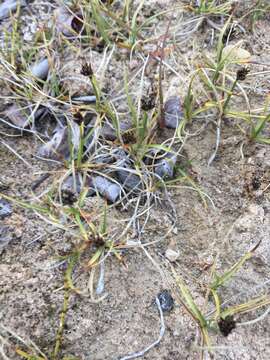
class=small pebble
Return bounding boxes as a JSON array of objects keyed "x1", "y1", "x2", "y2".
[
  {"x1": 0, "y1": 225, "x2": 13, "y2": 254},
  {"x1": 155, "y1": 154, "x2": 177, "y2": 179},
  {"x1": 0, "y1": 199, "x2": 12, "y2": 219},
  {"x1": 93, "y1": 176, "x2": 121, "y2": 203},
  {"x1": 164, "y1": 96, "x2": 183, "y2": 129},
  {"x1": 0, "y1": 0, "x2": 26, "y2": 21},
  {"x1": 157, "y1": 290, "x2": 174, "y2": 312},
  {"x1": 165, "y1": 248, "x2": 180, "y2": 262},
  {"x1": 30, "y1": 58, "x2": 49, "y2": 80}
]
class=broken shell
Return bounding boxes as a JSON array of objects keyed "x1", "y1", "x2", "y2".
[
  {"x1": 71, "y1": 95, "x2": 97, "y2": 104},
  {"x1": 100, "y1": 121, "x2": 132, "y2": 141},
  {"x1": 154, "y1": 153, "x2": 177, "y2": 179},
  {"x1": 38, "y1": 122, "x2": 80, "y2": 160},
  {"x1": 30, "y1": 58, "x2": 49, "y2": 80},
  {"x1": 92, "y1": 176, "x2": 121, "y2": 203},
  {"x1": 54, "y1": 7, "x2": 84, "y2": 37},
  {"x1": 164, "y1": 96, "x2": 183, "y2": 129},
  {"x1": 116, "y1": 167, "x2": 142, "y2": 191},
  {"x1": 4, "y1": 103, "x2": 46, "y2": 129},
  {"x1": 0, "y1": 0, "x2": 26, "y2": 21},
  {"x1": 113, "y1": 149, "x2": 142, "y2": 191}
]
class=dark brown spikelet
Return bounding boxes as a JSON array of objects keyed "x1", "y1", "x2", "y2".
[
  {"x1": 218, "y1": 315, "x2": 236, "y2": 336},
  {"x1": 222, "y1": 25, "x2": 237, "y2": 44},
  {"x1": 73, "y1": 110, "x2": 84, "y2": 125},
  {"x1": 236, "y1": 67, "x2": 250, "y2": 81},
  {"x1": 71, "y1": 15, "x2": 84, "y2": 34},
  {"x1": 81, "y1": 62, "x2": 93, "y2": 77},
  {"x1": 141, "y1": 95, "x2": 156, "y2": 111}
]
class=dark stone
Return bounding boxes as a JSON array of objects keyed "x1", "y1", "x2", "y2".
[{"x1": 157, "y1": 290, "x2": 174, "y2": 312}]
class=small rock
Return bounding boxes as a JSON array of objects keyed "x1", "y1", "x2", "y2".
[
  {"x1": 155, "y1": 153, "x2": 177, "y2": 179},
  {"x1": 0, "y1": 0, "x2": 26, "y2": 20},
  {"x1": 114, "y1": 149, "x2": 142, "y2": 191},
  {"x1": 157, "y1": 290, "x2": 174, "y2": 312},
  {"x1": 92, "y1": 176, "x2": 121, "y2": 203},
  {"x1": 116, "y1": 167, "x2": 142, "y2": 192},
  {"x1": 164, "y1": 96, "x2": 183, "y2": 129},
  {"x1": 0, "y1": 199, "x2": 12, "y2": 219},
  {"x1": 30, "y1": 58, "x2": 49, "y2": 80},
  {"x1": 165, "y1": 248, "x2": 180, "y2": 262},
  {"x1": 0, "y1": 225, "x2": 13, "y2": 254}
]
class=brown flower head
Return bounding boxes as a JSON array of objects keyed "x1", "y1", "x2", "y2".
[
  {"x1": 236, "y1": 67, "x2": 250, "y2": 81},
  {"x1": 218, "y1": 315, "x2": 236, "y2": 336},
  {"x1": 81, "y1": 62, "x2": 93, "y2": 77}
]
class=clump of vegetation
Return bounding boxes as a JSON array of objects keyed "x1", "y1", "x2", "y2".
[{"x1": 0, "y1": 0, "x2": 270, "y2": 359}]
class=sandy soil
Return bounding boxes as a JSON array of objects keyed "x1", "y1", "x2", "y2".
[{"x1": 1, "y1": 1, "x2": 270, "y2": 360}]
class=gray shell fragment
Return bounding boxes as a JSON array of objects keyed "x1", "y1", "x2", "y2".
[
  {"x1": 30, "y1": 58, "x2": 49, "y2": 80},
  {"x1": 4, "y1": 104, "x2": 46, "y2": 128},
  {"x1": 117, "y1": 168, "x2": 142, "y2": 191},
  {"x1": 164, "y1": 96, "x2": 183, "y2": 129},
  {"x1": 38, "y1": 123, "x2": 80, "y2": 160},
  {"x1": 72, "y1": 95, "x2": 97, "y2": 104},
  {"x1": 54, "y1": 7, "x2": 83, "y2": 37},
  {"x1": 155, "y1": 154, "x2": 177, "y2": 179},
  {"x1": 114, "y1": 150, "x2": 142, "y2": 191},
  {"x1": 100, "y1": 121, "x2": 132, "y2": 141},
  {"x1": 0, "y1": 0, "x2": 26, "y2": 20},
  {"x1": 5, "y1": 104, "x2": 30, "y2": 128},
  {"x1": 92, "y1": 176, "x2": 121, "y2": 203}
]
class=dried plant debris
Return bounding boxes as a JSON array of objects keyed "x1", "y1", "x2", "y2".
[
  {"x1": 92, "y1": 176, "x2": 121, "y2": 203},
  {"x1": 218, "y1": 315, "x2": 236, "y2": 337},
  {"x1": 164, "y1": 96, "x2": 183, "y2": 129},
  {"x1": 38, "y1": 122, "x2": 80, "y2": 160},
  {"x1": 0, "y1": 199, "x2": 12, "y2": 219},
  {"x1": 157, "y1": 290, "x2": 174, "y2": 312},
  {"x1": 0, "y1": 0, "x2": 26, "y2": 20}
]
